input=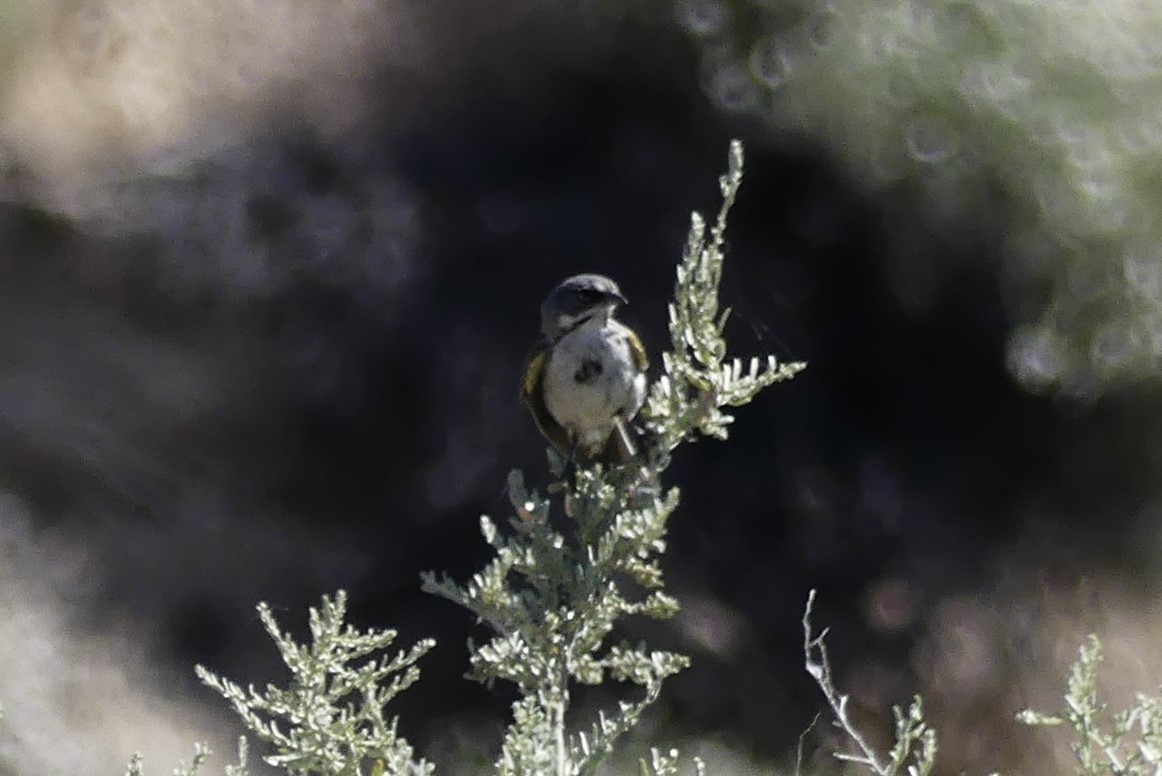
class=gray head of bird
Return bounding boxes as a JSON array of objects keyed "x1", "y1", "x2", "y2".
[{"x1": 539, "y1": 273, "x2": 628, "y2": 341}]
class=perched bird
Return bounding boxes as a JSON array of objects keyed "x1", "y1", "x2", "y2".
[{"x1": 521, "y1": 274, "x2": 649, "y2": 464}]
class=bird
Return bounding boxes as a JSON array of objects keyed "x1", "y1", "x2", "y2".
[{"x1": 521, "y1": 274, "x2": 649, "y2": 465}]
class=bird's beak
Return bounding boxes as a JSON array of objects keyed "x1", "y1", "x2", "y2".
[{"x1": 608, "y1": 289, "x2": 628, "y2": 306}]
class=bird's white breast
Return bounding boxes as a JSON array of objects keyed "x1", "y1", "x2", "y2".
[{"x1": 543, "y1": 319, "x2": 646, "y2": 452}]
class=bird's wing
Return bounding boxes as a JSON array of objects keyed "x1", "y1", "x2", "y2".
[
  {"x1": 626, "y1": 326, "x2": 649, "y2": 371},
  {"x1": 521, "y1": 346, "x2": 572, "y2": 453}
]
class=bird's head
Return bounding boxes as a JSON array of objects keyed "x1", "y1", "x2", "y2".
[{"x1": 539, "y1": 274, "x2": 628, "y2": 341}]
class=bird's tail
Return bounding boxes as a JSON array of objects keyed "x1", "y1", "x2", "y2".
[{"x1": 602, "y1": 417, "x2": 647, "y2": 465}]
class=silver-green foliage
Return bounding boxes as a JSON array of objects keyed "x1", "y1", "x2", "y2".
[
  {"x1": 803, "y1": 591, "x2": 1162, "y2": 776},
  {"x1": 802, "y1": 590, "x2": 937, "y2": 776},
  {"x1": 422, "y1": 138, "x2": 804, "y2": 776},
  {"x1": 185, "y1": 139, "x2": 804, "y2": 776},
  {"x1": 123, "y1": 739, "x2": 249, "y2": 776},
  {"x1": 124, "y1": 745, "x2": 208, "y2": 776},
  {"x1": 422, "y1": 466, "x2": 689, "y2": 776},
  {"x1": 195, "y1": 592, "x2": 435, "y2": 776},
  {"x1": 1018, "y1": 634, "x2": 1162, "y2": 776},
  {"x1": 646, "y1": 139, "x2": 806, "y2": 462}
]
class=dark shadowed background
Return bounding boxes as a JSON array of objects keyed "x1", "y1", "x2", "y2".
[{"x1": 1, "y1": 0, "x2": 1161, "y2": 773}]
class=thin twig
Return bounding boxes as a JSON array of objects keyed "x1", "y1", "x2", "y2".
[
  {"x1": 795, "y1": 712, "x2": 821, "y2": 776},
  {"x1": 803, "y1": 589, "x2": 890, "y2": 776}
]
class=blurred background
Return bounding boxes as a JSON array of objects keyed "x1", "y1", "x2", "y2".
[{"x1": 1, "y1": 0, "x2": 1161, "y2": 772}]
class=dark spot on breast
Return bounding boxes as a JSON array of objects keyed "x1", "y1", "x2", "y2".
[{"x1": 575, "y1": 358, "x2": 603, "y2": 382}]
